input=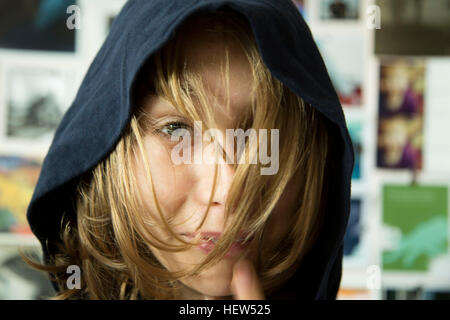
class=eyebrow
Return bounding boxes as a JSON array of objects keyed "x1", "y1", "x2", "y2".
[{"x1": 142, "y1": 93, "x2": 254, "y2": 131}]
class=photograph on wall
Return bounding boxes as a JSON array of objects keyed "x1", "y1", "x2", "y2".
[
  {"x1": 0, "y1": 247, "x2": 54, "y2": 299},
  {"x1": 0, "y1": 0, "x2": 76, "y2": 52},
  {"x1": 4, "y1": 65, "x2": 75, "y2": 141},
  {"x1": 0, "y1": 155, "x2": 41, "y2": 234},
  {"x1": 343, "y1": 198, "x2": 368, "y2": 267},
  {"x1": 319, "y1": 0, "x2": 359, "y2": 20},
  {"x1": 348, "y1": 121, "x2": 362, "y2": 180},
  {"x1": 382, "y1": 185, "x2": 448, "y2": 272},
  {"x1": 375, "y1": 0, "x2": 450, "y2": 56},
  {"x1": 315, "y1": 31, "x2": 364, "y2": 107},
  {"x1": 377, "y1": 59, "x2": 425, "y2": 170}
]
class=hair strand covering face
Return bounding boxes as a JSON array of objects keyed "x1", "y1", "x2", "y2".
[{"x1": 26, "y1": 0, "x2": 354, "y2": 300}]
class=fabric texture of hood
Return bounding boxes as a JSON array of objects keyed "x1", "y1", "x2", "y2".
[{"x1": 27, "y1": 0, "x2": 354, "y2": 300}]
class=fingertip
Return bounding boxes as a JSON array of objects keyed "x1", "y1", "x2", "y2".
[
  {"x1": 233, "y1": 259, "x2": 252, "y2": 287},
  {"x1": 231, "y1": 259, "x2": 264, "y2": 300}
]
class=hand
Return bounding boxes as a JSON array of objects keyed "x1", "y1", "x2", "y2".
[{"x1": 230, "y1": 259, "x2": 264, "y2": 300}]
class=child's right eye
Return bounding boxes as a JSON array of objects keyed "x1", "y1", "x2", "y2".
[{"x1": 158, "y1": 121, "x2": 192, "y2": 139}]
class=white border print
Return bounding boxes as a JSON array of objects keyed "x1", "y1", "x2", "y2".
[
  {"x1": 3, "y1": 64, "x2": 76, "y2": 141},
  {"x1": 0, "y1": 58, "x2": 80, "y2": 157},
  {"x1": 169, "y1": 121, "x2": 280, "y2": 176},
  {"x1": 5, "y1": 66, "x2": 67, "y2": 140}
]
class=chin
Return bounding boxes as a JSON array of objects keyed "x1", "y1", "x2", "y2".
[
  {"x1": 182, "y1": 261, "x2": 234, "y2": 298},
  {"x1": 195, "y1": 281, "x2": 232, "y2": 298}
]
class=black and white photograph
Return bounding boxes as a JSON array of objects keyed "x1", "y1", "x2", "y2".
[{"x1": 4, "y1": 66, "x2": 74, "y2": 141}]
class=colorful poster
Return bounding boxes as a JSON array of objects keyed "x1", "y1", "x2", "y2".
[
  {"x1": 348, "y1": 121, "x2": 362, "y2": 180},
  {"x1": 343, "y1": 198, "x2": 363, "y2": 257},
  {"x1": 377, "y1": 59, "x2": 425, "y2": 170},
  {"x1": 315, "y1": 32, "x2": 364, "y2": 107},
  {"x1": 0, "y1": 0, "x2": 76, "y2": 52},
  {"x1": 382, "y1": 185, "x2": 448, "y2": 272},
  {"x1": 0, "y1": 156, "x2": 41, "y2": 234}
]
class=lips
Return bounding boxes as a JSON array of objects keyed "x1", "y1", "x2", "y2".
[{"x1": 180, "y1": 231, "x2": 253, "y2": 257}]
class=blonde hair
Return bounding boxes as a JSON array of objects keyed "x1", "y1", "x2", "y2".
[{"x1": 24, "y1": 9, "x2": 333, "y2": 300}]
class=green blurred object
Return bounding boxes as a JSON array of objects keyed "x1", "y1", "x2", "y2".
[
  {"x1": 0, "y1": 208, "x2": 17, "y2": 231},
  {"x1": 382, "y1": 185, "x2": 448, "y2": 271}
]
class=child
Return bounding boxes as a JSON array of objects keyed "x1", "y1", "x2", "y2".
[{"x1": 26, "y1": 0, "x2": 354, "y2": 300}]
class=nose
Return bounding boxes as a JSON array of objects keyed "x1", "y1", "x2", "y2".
[
  {"x1": 196, "y1": 138, "x2": 236, "y2": 208},
  {"x1": 211, "y1": 159, "x2": 235, "y2": 206}
]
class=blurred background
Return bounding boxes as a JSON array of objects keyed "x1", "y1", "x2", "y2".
[{"x1": 0, "y1": 0, "x2": 449, "y2": 300}]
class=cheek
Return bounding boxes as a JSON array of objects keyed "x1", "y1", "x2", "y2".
[
  {"x1": 266, "y1": 178, "x2": 301, "y2": 243},
  {"x1": 135, "y1": 137, "x2": 195, "y2": 221}
]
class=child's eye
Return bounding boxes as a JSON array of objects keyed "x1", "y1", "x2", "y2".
[{"x1": 158, "y1": 121, "x2": 192, "y2": 139}]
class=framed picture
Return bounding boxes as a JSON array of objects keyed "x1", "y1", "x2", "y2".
[
  {"x1": 377, "y1": 59, "x2": 425, "y2": 170},
  {"x1": 2, "y1": 64, "x2": 76, "y2": 142},
  {"x1": 315, "y1": 31, "x2": 365, "y2": 107},
  {"x1": 0, "y1": 155, "x2": 41, "y2": 234},
  {"x1": 0, "y1": 0, "x2": 76, "y2": 52},
  {"x1": 319, "y1": 0, "x2": 360, "y2": 21},
  {"x1": 348, "y1": 120, "x2": 363, "y2": 180},
  {"x1": 343, "y1": 198, "x2": 369, "y2": 268},
  {"x1": 382, "y1": 185, "x2": 448, "y2": 272}
]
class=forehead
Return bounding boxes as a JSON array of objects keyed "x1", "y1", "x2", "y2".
[{"x1": 179, "y1": 19, "x2": 254, "y2": 126}]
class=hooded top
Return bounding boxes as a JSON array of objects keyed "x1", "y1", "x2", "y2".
[{"x1": 27, "y1": 0, "x2": 354, "y2": 300}]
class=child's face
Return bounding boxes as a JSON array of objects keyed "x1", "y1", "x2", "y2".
[
  {"x1": 380, "y1": 117, "x2": 409, "y2": 150},
  {"x1": 133, "y1": 27, "x2": 301, "y2": 298}
]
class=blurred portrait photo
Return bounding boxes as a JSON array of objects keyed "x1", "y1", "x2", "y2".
[
  {"x1": 5, "y1": 66, "x2": 74, "y2": 141},
  {"x1": 377, "y1": 59, "x2": 425, "y2": 169}
]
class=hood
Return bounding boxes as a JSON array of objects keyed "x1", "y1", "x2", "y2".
[{"x1": 27, "y1": 0, "x2": 354, "y2": 300}]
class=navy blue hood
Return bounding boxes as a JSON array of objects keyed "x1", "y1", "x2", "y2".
[{"x1": 27, "y1": 0, "x2": 354, "y2": 299}]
